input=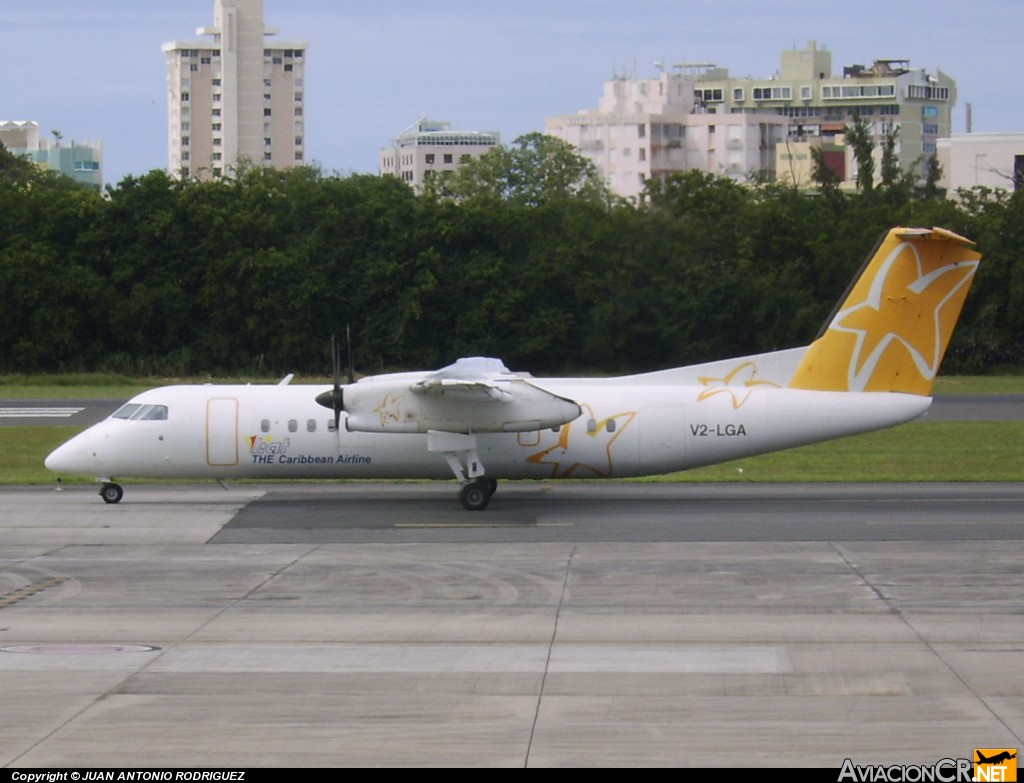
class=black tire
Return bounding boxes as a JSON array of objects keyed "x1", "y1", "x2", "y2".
[
  {"x1": 459, "y1": 481, "x2": 491, "y2": 511},
  {"x1": 100, "y1": 483, "x2": 124, "y2": 504}
]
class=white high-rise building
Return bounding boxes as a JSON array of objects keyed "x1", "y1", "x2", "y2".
[
  {"x1": 380, "y1": 118, "x2": 501, "y2": 193},
  {"x1": 163, "y1": 0, "x2": 307, "y2": 179}
]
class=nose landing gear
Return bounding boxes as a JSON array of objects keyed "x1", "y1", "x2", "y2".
[{"x1": 100, "y1": 482, "x2": 124, "y2": 504}]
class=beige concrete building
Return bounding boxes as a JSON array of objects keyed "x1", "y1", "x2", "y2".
[
  {"x1": 549, "y1": 42, "x2": 956, "y2": 198},
  {"x1": 937, "y1": 133, "x2": 1024, "y2": 194},
  {"x1": 546, "y1": 72, "x2": 787, "y2": 199},
  {"x1": 164, "y1": 0, "x2": 307, "y2": 179},
  {"x1": 689, "y1": 41, "x2": 956, "y2": 182},
  {"x1": 380, "y1": 118, "x2": 500, "y2": 192}
]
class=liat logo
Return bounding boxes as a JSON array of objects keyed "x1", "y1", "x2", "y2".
[{"x1": 975, "y1": 749, "x2": 1017, "y2": 782}]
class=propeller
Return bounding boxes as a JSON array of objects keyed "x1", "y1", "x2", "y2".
[{"x1": 315, "y1": 333, "x2": 347, "y2": 431}]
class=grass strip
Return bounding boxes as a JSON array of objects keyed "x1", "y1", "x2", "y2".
[{"x1": 8, "y1": 421, "x2": 1023, "y2": 486}]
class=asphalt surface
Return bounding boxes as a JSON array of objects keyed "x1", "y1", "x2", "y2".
[{"x1": 0, "y1": 395, "x2": 1021, "y2": 767}]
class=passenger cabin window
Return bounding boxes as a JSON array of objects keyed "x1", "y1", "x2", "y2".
[
  {"x1": 327, "y1": 419, "x2": 337, "y2": 432},
  {"x1": 112, "y1": 403, "x2": 168, "y2": 421},
  {"x1": 307, "y1": 419, "x2": 316, "y2": 433},
  {"x1": 261, "y1": 419, "x2": 271, "y2": 433},
  {"x1": 288, "y1": 419, "x2": 298, "y2": 433}
]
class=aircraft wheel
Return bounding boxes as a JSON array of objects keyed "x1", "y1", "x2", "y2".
[
  {"x1": 484, "y1": 478, "x2": 498, "y2": 497},
  {"x1": 459, "y1": 480, "x2": 491, "y2": 511},
  {"x1": 100, "y1": 483, "x2": 124, "y2": 504}
]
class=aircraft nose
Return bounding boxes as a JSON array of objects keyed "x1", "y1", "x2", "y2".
[{"x1": 45, "y1": 429, "x2": 100, "y2": 475}]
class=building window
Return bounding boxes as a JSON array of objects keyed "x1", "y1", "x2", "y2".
[
  {"x1": 637, "y1": 124, "x2": 646, "y2": 138},
  {"x1": 752, "y1": 86, "x2": 792, "y2": 101},
  {"x1": 264, "y1": 108, "x2": 272, "y2": 117},
  {"x1": 264, "y1": 152, "x2": 273, "y2": 161},
  {"x1": 696, "y1": 88, "x2": 724, "y2": 103},
  {"x1": 425, "y1": 153, "x2": 435, "y2": 164},
  {"x1": 733, "y1": 88, "x2": 745, "y2": 101},
  {"x1": 801, "y1": 86, "x2": 812, "y2": 100},
  {"x1": 265, "y1": 137, "x2": 272, "y2": 146},
  {"x1": 443, "y1": 153, "x2": 453, "y2": 164}
]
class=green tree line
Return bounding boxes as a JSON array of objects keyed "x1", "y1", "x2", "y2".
[{"x1": 1, "y1": 135, "x2": 1021, "y2": 377}]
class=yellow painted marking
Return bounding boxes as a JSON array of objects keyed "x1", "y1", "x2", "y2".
[{"x1": 0, "y1": 577, "x2": 64, "y2": 609}]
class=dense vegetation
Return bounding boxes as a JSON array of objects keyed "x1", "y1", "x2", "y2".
[{"x1": 2, "y1": 135, "x2": 1021, "y2": 377}]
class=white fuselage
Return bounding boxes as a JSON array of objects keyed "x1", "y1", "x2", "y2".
[{"x1": 45, "y1": 375, "x2": 930, "y2": 483}]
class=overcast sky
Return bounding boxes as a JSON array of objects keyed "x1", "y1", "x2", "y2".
[{"x1": 3, "y1": 0, "x2": 1021, "y2": 185}]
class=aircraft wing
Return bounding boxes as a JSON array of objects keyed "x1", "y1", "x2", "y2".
[
  {"x1": 410, "y1": 357, "x2": 516, "y2": 402},
  {"x1": 342, "y1": 357, "x2": 581, "y2": 434}
]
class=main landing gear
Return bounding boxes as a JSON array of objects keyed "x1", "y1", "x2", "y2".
[
  {"x1": 100, "y1": 482, "x2": 124, "y2": 504},
  {"x1": 459, "y1": 477, "x2": 498, "y2": 511},
  {"x1": 428, "y1": 431, "x2": 497, "y2": 511}
]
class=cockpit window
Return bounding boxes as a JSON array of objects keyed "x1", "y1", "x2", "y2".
[{"x1": 111, "y1": 403, "x2": 168, "y2": 421}]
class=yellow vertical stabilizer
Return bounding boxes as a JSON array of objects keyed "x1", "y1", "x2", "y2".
[{"x1": 789, "y1": 227, "x2": 981, "y2": 395}]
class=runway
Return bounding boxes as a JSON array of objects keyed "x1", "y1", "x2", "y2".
[{"x1": 2, "y1": 482, "x2": 1023, "y2": 767}]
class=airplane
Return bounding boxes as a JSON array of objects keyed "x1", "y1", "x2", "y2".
[
  {"x1": 976, "y1": 752, "x2": 1017, "y2": 765},
  {"x1": 45, "y1": 226, "x2": 981, "y2": 511}
]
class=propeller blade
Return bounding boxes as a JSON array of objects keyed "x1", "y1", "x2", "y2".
[
  {"x1": 345, "y1": 324, "x2": 355, "y2": 386},
  {"x1": 315, "y1": 335, "x2": 345, "y2": 432}
]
